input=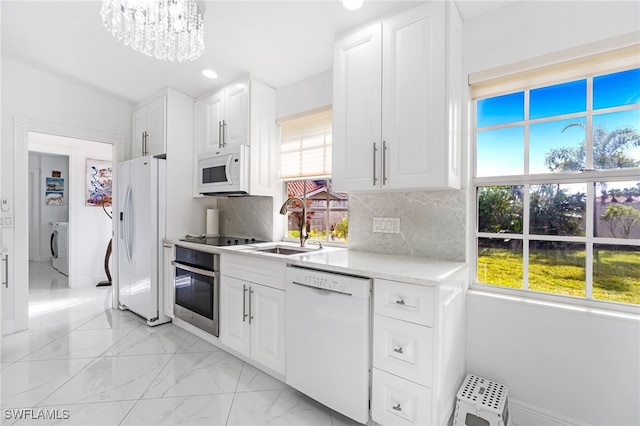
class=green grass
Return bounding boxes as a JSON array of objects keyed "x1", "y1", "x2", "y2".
[{"x1": 478, "y1": 248, "x2": 640, "y2": 304}]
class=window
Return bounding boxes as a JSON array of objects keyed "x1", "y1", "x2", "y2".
[
  {"x1": 473, "y1": 56, "x2": 640, "y2": 308},
  {"x1": 279, "y1": 108, "x2": 349, "y2": 243}
]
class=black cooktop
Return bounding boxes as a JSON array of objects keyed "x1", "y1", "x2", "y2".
[{"x1": 179, "y1": 235, "x2": 266, "y2": 246}]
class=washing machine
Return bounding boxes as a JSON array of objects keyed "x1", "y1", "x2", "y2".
[{"x1": 51, "y1": 222, "x2": 69, "y2": 276}]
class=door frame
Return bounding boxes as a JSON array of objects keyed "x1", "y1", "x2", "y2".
[{"x1": 11, "y1": 117, "x2": 125, "y2": 332}]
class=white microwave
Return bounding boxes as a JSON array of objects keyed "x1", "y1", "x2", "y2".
[{"x1": 197, "y1": 145, "x2": 249, "y2": 195}]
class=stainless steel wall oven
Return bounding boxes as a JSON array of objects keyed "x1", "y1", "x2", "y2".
[{"x1": 172, "y1": 246, "x2": 219, "y2": 336}]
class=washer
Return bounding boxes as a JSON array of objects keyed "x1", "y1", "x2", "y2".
[{"x1": 50, "y1": 222, "x2": 69, "y2": 276}]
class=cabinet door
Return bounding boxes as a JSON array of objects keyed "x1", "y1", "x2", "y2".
[
  {"x1": 249, "y1": 283, "x2": 285, "y2": 375},
  {"x1": 146, "y1": 96, "x2": 167, "y2": 157},
  {"x1": 206, "y1": 92, "x2": 225, "y2": 152},
  {"x1": 163, "y1": 244, "x2": 175, "y2": 318},
  {"x1": 332, "y1": 23, "x2": 383, "y2": 192},
  {"x1": 223, "y1": 82, "x2": 249, "y2": 147},
  {"x1": 220, "y1": 276, "x2": 251, "y2": 357},
  {"x1": 381, "y1": 2, "x2": 446, "y2": 189},
  {"x1": 1, "y1": 228, "x2": 18, "y2": 333},
  {"x1": 193, "y1": 99, "x2": 208, "y2": 156},
  {"x1": 132, "y1": 107, "x2": 147, "y2": 158}
]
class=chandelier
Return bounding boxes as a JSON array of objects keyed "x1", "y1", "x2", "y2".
[{"x1": 100, "y1": 0, "x2": 205, "y2": 62}]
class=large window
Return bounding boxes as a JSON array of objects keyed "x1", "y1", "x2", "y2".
[
  {"x1": 474, "y1": 61, "x2": 640, "y2": 308},
  {"x1": 279, "y1": 108, "x2": 349, "y2": 243}
]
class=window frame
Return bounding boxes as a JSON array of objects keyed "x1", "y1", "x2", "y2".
[
  {"x1": 281, "y1": 178, "x2": 349, "y2": 246},
  {"x1": 471, "y1": 64, "x2": 640, "y2": 314}
]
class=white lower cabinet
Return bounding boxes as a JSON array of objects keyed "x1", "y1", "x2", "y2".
[
  {"x1": 373, "y1": 314, "x2": 433, "y2": 387},
  {"x1": 372, "y1": 368, "x2": 432, "y2": 426},
  {"x1": 220, "y1": 254, "x2": 286, "y2": 375},
  {"x1": 372, "y1": 276, "x2": 465, "y2": 426}
]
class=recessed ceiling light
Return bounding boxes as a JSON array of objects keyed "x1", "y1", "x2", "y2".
[
  {"x1": 201, "y1": 69, "x2": 218, "y2": 79},
  {"x1": 342, "y1": 0, "x2": 363, "y2": 11}
]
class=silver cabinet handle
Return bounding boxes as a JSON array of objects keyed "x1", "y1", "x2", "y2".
[
  {"x1": 395, "y1": 298, "x2": 405, "y2": 305},
  {"x1": 243, "y1": 285, "x2": 248, "y2": 322},
  {"x1": 382, "y1": 140, "x2": 388, "y2": 185},
  {"x1": 393, "y1": 347, "x2": 404, "y2": 354},
  {"x1": 248, "y1": 288, "x2": 254, "y2": 324},
  {"x1": 222, "y1": 120, "x2": 227, "y2": 147},
  {"x1": 218, "y1": 121, "x2": 222, "y2": 148},
  {"x1": 392, "y1": 404, "x2": 402, "y2": 412},
  {"x1": 372, "y1": 142, "x2": 378, "y2": 186},
  {"x1": 2, "y1": 255, "x2": 8, "y2": 288}
]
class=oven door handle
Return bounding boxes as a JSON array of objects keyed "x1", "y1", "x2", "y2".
[{"x1": 171, "y1": 261, "x2": 217, "y2": 278}]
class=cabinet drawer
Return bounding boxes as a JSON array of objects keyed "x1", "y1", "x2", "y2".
[
  {"x1": 374, "y1": 279, "x2": 434, "y2": 326},
  {"x1": 372, "y1": 368, "x2": 432, "y2": 426},
  {"x1": 221, "y1": 254, "x2": 286, "y2": 290},
  {"x1": 373, "y1": 315, "x2": 432, "y2": 387}
]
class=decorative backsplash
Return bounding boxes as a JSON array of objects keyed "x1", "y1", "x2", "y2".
[
  {"x1": 347, "y1": 190, "x2": 466, "y2": 262},
  {"x1": 216, "y1": 196, "x2": 274, "y2": 241}
]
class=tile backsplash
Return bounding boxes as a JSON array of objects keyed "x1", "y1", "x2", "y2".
[
  {"x1": 216, "y1": 196, "x2": 274, "y2": 241},
  {"x1": 348, "y1": 190, "x2": 466, "y2": 262}
]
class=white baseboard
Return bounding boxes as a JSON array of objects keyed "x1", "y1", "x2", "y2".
[{"x1": 511, "y1": 398, "x2": 587, "y2": 426}]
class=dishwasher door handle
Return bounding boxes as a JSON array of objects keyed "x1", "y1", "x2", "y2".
[{"x1": 290, "y1": 280, "x2": 352, "y2": 296}]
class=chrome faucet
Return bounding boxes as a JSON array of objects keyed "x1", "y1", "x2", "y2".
[{"x1": 279, "y1": 196, "x2": 309, "y2": 247}]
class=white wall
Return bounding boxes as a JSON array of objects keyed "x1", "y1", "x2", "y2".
[
  {"x1": 463, "y1": 2, "x2": 640, "y2": 425},
  {"x1": 28, "y1": 153, "x2": 70, "y2": 261},
  {"x1": 276, "y1": 69, "x2": 332, "y2": 119}
]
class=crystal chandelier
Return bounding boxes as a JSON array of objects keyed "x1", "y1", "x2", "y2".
[{"x1": 100, "y1": 0, "x2": 205, "y2": 62}]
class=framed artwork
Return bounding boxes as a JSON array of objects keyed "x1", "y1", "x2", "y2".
[
  {"x1": 86, "y1": 159, "x2": 112, "y2": 206},
  {"x1": 45, "y1": 177, "x2": 64, "y2": 206}
]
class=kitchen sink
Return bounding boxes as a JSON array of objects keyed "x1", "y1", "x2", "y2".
[{"x1": 253, "y1": 246, "x2": 318, "y2": 256}]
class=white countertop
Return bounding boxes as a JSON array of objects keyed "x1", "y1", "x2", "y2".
[{"x1": 165, "y1": 238, "x2": 466, "y2": 286}]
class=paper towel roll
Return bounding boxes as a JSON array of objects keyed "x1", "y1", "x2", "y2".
[{"x1": 206, "y1": 209, "x2": 219, "y2": 236}]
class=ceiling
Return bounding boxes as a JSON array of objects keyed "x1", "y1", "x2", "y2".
[{"x1": 1, "y1": 1, "x2": 513, "y2": 105}]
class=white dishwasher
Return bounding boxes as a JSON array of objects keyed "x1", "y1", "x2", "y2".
[{"x1": 285, "y1": 266, "x2": 371, "y2": 424}]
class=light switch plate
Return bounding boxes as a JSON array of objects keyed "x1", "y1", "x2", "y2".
[{"x1": 373, "y1": 217, "x2": 400, "y2": 234}]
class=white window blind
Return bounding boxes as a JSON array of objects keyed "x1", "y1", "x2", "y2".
[
  {"x1": 470, "y1": 37, "x2": 640, "y2": 100},
  {"x1": 279, "y1": 108, "x2": 332, "y2": 179}
]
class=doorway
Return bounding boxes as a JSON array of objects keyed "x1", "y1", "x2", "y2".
[{"x1": 4, "y1": 117, "x2": 124, "y2": 334}]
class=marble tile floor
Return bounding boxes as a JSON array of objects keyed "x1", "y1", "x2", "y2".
[{"x1": 0, "y1": 262, "x2": 364, "y2": 426}]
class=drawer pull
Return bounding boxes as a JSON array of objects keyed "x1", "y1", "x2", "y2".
[
  {"x1": 393, "y1": 347, "x2": 404, "y2": 354},
  {"x1": 395, "y1": 299, "x2": 405, "y2": 305},
  {"x1": 392, "y1": 403, "x2": 402, "y2": 412}
]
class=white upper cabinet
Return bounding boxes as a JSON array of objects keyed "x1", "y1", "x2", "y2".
[
  {"x1": 333, "y1": 23, "x2": 383, "y2": 192},
  {"x1": 195, "y1": 79, "x2": 250, "y2": 154},
  {"x1": 333, "y1": 1, "x2": 462, "y2": 192},
  {"x1": 193, "y1": 78, "x2": 277, "y2": 197},
  {"x1": 132, "y1": 95, "x2": 167, "y2": 158}
]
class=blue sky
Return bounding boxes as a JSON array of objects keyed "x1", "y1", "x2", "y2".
[{"x1": 476, "y1": 68, "x2": 640, "y2": 177}]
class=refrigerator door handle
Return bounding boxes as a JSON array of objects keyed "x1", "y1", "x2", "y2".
[{"x1": 123, "y1": 185, "x2": 133, "y2": 263}]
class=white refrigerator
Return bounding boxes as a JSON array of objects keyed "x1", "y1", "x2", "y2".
[{"x1": 117, "y1": 156, "x2": 171, "y2": 326}]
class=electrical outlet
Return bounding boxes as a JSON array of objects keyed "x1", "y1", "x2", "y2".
[{"x1": 373, "y1": 217, "x2": 400, "y2": 234}]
